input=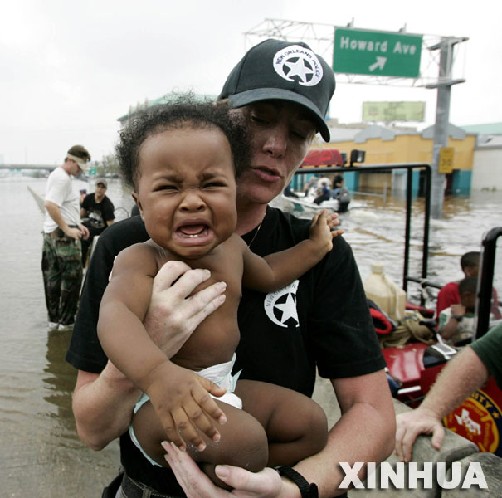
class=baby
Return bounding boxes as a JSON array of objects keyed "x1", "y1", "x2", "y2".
[{"x1": 97, "y1": 102, "x2": 341, "y2": 486}]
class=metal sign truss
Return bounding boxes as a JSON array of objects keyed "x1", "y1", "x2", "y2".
[{"x1": 244, "y1": 18, "x2": 468, "y2": 88}]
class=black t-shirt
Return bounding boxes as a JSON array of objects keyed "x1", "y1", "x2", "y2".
[
  {"x1": 67, "y1": 207, "x2": 384, "y2": 494},
  {"x1": 81, "y1": 193, "x2": 115, "y2": 234}
]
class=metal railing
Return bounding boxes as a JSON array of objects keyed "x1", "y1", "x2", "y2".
[
  {"x1": 293, "y1": 163, "x2": 432, "y2": 291},
  {"x1": 476, "y1": 227, "x2": 502, "y2": 338}
]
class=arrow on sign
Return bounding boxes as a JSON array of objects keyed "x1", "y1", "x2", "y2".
[{"x1": 368, "y1": 56, "x2": 387, "y2": 72}]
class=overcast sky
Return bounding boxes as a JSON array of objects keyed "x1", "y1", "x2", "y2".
[{"x1": 1, "y1": 0, "x2": 500, "y2": 164}]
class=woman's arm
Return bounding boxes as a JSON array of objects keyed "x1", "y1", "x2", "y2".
[{"x1": 72, "y1": 365, "x2": 140, "y2": 450}]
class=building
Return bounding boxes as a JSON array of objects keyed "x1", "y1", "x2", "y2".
[{"x1": 299, "y1": 121, "x2": 502, "y2": 197}]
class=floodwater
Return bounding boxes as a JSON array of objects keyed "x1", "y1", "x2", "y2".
[{"x1": 0, "y1": 177, "x2": 500, "y2": 497}]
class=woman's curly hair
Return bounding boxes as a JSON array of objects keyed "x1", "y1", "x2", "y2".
[{"x1": 116, "y1": 97, "x2": 250, "y2": 189}]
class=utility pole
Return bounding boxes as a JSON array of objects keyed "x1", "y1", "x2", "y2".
[{"x1": 427, "y1": 37, "x2": 468, "y2": 219}]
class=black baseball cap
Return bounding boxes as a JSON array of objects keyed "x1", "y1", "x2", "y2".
[{"x1": 219, "y1": 39, "x2": 335, "y2": 142}]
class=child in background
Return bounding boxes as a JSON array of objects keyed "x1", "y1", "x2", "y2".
[
  {"x1": 438, "y1": 276, "x2": 477, "y2": 346},
  {"x1": 436, "y1": 251, "x2": 501, "y2": 323},
  {"x1": 97, "y1": 102, "x2": 341, "y2": 487}
]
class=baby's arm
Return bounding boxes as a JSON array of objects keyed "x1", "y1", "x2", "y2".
[
  {"x1": 242, "y1": 210, "x2": 343, "y2": 292},
  {"x1": 97, "y1": 245, "x2": 226, "y2": 451}
]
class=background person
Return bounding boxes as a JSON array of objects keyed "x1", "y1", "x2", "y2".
[
  {"x1": 80, "y1": 178, "x2": 115, "y2": 267},
  {"x1": 331, "y1": 175, "x2": 350, "y2": 213},
  {"x1": 395, "y1": 323, "x2": 502, "y2": 462},
  {"x1": 67, "y1": 39, "x2": 394, "y2": 498},
  {"x1": 42, "y1": 144, "x2": 91, "y2": 331},
  {"x1": 436, "y1": 251, "x2": 501, "y2": 323},
  {"x1": 303, "y1": 177, "x2": 318, "y2": 197},
  {"x1": 437, "y1": 276, "x2": 477, "y2": 346},
  {"x1": 79, "y1": 188, "x2": 87, "y2": 206},
  {"x1": 313, "y1": 178, "x2": 331, "y2": 205}
]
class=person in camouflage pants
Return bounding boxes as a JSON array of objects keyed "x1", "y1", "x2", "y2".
[
  {"x1": 42, "y1": 230, "x2": 83, "y2": 327},
  {"x1": 42, "y1": 145, "x2": 91, "y2": 330}
]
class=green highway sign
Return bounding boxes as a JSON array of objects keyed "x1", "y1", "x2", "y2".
[{"x1": 333, "y1": 28, "x2": 423, "y2": 78}]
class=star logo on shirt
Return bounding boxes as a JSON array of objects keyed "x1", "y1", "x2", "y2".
[
  {"x1": 273, "y1": 45, "x2": 323, "y2": 87},
  {"x1": 264, "y1": 281, "x2": 300, "y2": 328}
]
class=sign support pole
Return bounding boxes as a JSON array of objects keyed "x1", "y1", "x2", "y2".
[{"x1": 428, "y1": 37, "x2": 467, "y2": 219}]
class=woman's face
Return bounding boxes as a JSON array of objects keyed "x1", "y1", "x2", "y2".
[{"x1": 235, "y1": 101, "x2": 316, "y2": 206}]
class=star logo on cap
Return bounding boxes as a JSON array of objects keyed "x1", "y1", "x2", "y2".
[
  {"x1": 284, "y1": 58, "x2": 314, "y2": 84},
  {"x1": 273, "y1": 45, "x2": 323, "y2": 87}
]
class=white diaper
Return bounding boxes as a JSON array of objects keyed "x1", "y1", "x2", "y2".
[
  {"x1": 129, "y1": 354, "x2": 242, "y2": 467},
  {"x1": 197, "y1": 353, "x2": 242, "y2": 409}
]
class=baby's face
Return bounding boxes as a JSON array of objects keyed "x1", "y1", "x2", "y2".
[{"x1": 134, "y1": 126, "x2": 237, "y2": 259}]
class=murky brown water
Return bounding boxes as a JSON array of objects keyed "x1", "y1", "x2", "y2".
[
  {"x1": 0, "y1": 177, "x2": 132, "y2": 497},
  {"x1": 0, "y1": 177, "x2": 500, "y2": 496}
]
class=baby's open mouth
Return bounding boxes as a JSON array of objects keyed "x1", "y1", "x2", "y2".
[{"x1": 177, "y1": 224, "x2": 209, "y2": 238}]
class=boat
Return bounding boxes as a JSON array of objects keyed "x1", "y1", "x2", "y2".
[{"x1": 277, "y1": 192, "x2": 339, "y2": 214}]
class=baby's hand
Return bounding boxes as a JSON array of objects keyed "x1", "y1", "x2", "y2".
[
  {"x1": 309, "y1": 210, "x2": 344, "y2": 254},
  {"x1": 145, "y1": 361, "x2": 227, "y2": 452}
]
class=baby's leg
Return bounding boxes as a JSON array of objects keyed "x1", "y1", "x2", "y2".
[
  {"x1": 132, "y1": 397, "x2": 268, "y2": 487},
  {"x1": 235, "y1": 379, "x2": 328, "y2": 466}
]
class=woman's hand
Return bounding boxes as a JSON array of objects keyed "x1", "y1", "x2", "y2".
[
  {"x1": 162, "y1": 442, "x2": 284, "y2": 497},
  {"x1": 144, "y1": 260, "x2": 227, "y2": 358}
]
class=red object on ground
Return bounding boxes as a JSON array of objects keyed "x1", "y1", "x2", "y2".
[{"x1": 383, "y1": 343, "x2": 445, "y2": 408}]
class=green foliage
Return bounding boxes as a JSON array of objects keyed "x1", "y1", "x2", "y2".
[{"x1": 96, "y1": 153, "x2": 120, "y2": 178}]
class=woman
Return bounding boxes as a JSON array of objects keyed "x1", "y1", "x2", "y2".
[{"x1": 67, "y1": 39, "x2": 395, "y2": 498}]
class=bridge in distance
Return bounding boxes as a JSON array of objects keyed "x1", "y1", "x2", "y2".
[{"x1": 0, "y1": 164, "x2": 56, "y2": 170}]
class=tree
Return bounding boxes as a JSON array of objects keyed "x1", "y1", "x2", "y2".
[{"x1": 98, "y1": 153, "x2": 120, "y2": 178}]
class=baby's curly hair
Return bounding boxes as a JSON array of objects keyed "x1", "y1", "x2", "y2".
[{"x1": 116, "y1": 98, "x2": 249, "y2": 189}]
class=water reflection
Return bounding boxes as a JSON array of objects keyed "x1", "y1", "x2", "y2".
[{"x1": 43, "y1": 329, "x2": 77, "y2": 436}]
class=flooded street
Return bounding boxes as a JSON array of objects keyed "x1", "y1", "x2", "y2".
[
  {"x1": 0, "y1": 178, "x2": 132, "y2": 497},
  {"x1": 0, "y1": 177, "x2": 500, "y2": 497}
]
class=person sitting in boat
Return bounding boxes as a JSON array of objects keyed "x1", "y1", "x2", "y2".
[
  {"x1": 438, "y1": 276, "x2": 477, "y2": 347},
  {"x1": 283, "y1": 184, "x2": 300, "y2": 198},
  {"x1": 331, "y1": 174, "x2": 351, "y2": 213},
  {"x1": 313, "y1": 177, "x2": 331, "y2": 205},
  {"x1": 436, "y1": 251, "x2": 501, "y2": 324},
  {"x1": 303, "y1": 176, "x2": 318, "y2": 197}
]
